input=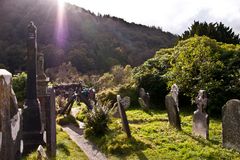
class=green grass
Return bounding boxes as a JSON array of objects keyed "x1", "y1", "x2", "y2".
[
  {"x1": 89, "y1": 109, "x2": 240, "y2": 160},
  {"x1": 23, "y1": 125, "x2": 88, "y2": 160}
]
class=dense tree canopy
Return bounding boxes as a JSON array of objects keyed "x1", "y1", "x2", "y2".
[
  {"x1": 0, "y1": 0, "x2": 177, "y2": 74},
  {"x1": 180, "y1": 21, "x2": 240, "y2": 44}
]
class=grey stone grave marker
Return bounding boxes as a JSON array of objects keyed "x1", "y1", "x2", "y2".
[
  {"x1": 112, "y1": 96, "x2": 130, "y2": 118},
  {"x1": 138, "y1": 88, "x2": 150, "y2": 111},
  {"x1": 117, "y1": 95, "x2": 131, "y2": 138},
  {"x1": 165, "y1": 84, "x2": 181, "y2": 130},
  {"x1": 192, "y1": 90, "x2": 209, "y2": 139},
  {"x1": 222, "y1": 99, "x2": 240, "y2": 152}
]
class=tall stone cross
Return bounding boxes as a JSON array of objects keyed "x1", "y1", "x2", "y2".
[
  {"x1": 22, "y1": 21, "x2": 43, "y2": 153},
  {"x1": 192, "y1": 90, "x2": 209, "y2": 139}
]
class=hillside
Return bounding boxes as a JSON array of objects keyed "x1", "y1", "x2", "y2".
[{"x1": 0, "y1": 0, "x2": 177, "y2": 73}]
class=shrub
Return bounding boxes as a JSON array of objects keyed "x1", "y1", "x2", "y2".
[
  {"x1": 133, "y1": 49, "x2": 172, "y2": 107},
  {"x1": 56, "y1": 114, "x2": 79, "y2": 127},
  {"x1": 76, "y1": 104, "x2": 88, "y2": 122},
  {"x1": 12, "y1": 72, "x2": 27, "y2": 103},
  {"x1": 84, "y1": 102, "x2": 112, "y2": 138},
  {"x1": 134, "y1": 36, "x2": 240, "y2": 116}
]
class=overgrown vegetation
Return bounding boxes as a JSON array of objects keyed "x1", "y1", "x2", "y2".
[
  {"x1": 134, "y1": 36, "x2": 240, "y2": 116},
  {"x1": 84, "y1": 102, "x2": 112, "y2": 138},
  {"x1": 90, "y1": 109, "x2": 240, "y2": 159},
  {"x1": 56, "y1": 114, "x2": 79, "y2": 127},
  {"x1": 96, "y1": 65, "x2": 138, "y2": 106},
  {"x1": 23, "y1": 125, "x2": 88, "y2": 160},
  {"x1": 12, "y1": 72, "x2": 27, "y2": 103}
]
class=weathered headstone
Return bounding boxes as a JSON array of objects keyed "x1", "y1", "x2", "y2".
[
  {"x1": 170, "y1": 84, "x2": 179, "y2": 111},
  {"x1": 117, "y1": 95, "x2": 131, "y2": 138},
  {"x1": 165, "y1": 84, "x2": 181, "y2": 130},
  {"x1": 22, "y1": 21, "x2": 43, "y2": 153},
  {"x1": 0, "y1": 69, "x2": 23, "y2": 160},
  {"x1": 192, "y1": 90, "x2": 209, "y2": 139},
  {"x1": 121, "y1": 96, "x2": 131, "y2": 110},
  {"x1": 138, "y1": 88, "x2": 150, "y2": 111},
  {"x1": 45, "y1": 88, "x2": 56, "y2": 157},
  {"x1": 222, "y1": 99, "x2": 240, "y2": 152},
  {"x1": 112, "y1": 96, "x2": 130, "y2": 118},
  {"x1": 0, "y1": 70, "x2": 13, "y2": 160}
]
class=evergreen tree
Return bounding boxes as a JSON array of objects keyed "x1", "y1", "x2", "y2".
[{"x1": 180, "y1": 21, "x2": 240, "y2": 44}]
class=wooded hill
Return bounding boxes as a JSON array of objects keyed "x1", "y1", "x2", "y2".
[{"x1": 0, "y1": 0, "x2": 177, "y2": 73}]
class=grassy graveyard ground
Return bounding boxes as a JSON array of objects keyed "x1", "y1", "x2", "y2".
[
  {"x1": 22, "y1": 125, "x2": 88, "y2": 160},
  {"x1": 89, "y1": 109, "x2": 240, "y2": 160}
]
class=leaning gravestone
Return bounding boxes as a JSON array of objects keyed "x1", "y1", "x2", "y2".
[
  {"x1": 222, "y1": 99, "x2": 240, "y2": 152},
  {"x1": 192, "y1": 90, "x2": 209, "y2": 139},
  {"x1": 117, "y1": 95, "x2": 131, "y2": 138},
  {"x1": 165, "y1": 84, "x2": 181, "y2": 130}
]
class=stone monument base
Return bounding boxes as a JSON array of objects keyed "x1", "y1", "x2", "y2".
[{"x1": 22, "y1": 99, "x2": 44, "y2": 154}]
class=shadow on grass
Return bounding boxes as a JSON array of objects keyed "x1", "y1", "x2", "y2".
[
  {"x1": 181, "y1": 130, "x2": 220, "y2": 148},
  {"x1": 57, "y1": 143, "x2": 70, "y2": 156},
  {"x1": 105, "y1": 136, "x2": 151, "y2": 158},
  {"x1": 129, "y1": 118, "x2": 168, "y2": 124},
  {"x1": 136, "y1": 151, "x2": 149, "y2": 160}
]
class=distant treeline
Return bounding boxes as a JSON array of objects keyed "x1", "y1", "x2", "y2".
[{"x1": 0, "y1": 0, "x2": 177, "y2": 73}]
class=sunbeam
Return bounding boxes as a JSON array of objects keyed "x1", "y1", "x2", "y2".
[{"x1": 56, "y1": 0, "x2": 68, "y2": 47}]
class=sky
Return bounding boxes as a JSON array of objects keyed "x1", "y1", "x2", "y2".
[{"x1": 63, "y1": 0, "x2": 240, "y2": 35}]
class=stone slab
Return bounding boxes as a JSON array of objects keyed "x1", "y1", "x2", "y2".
[
  {"x1": 222, "y1": 99, "x2": 240, "y2": 152},
  {"x1": 165, "y1": 94, "x2": 181, "y2": 130},
  {"x1": 192, "y1": 110, "x2": 209, "y2": 139}
]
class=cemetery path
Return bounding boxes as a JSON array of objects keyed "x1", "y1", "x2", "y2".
[{"x1": 62, "y1": 124, "x2": 107, "y2": 160}]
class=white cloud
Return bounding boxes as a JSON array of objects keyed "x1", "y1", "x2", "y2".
[{"x1": 65, "y1": 0, "x2": 240, "y2": 34}]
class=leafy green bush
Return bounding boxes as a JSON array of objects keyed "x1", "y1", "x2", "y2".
[
  {"x1": 12, "y1": 72, "x2": 27, "y2": 103},
  {"x1": 133, "y1": 49, "x2": 172, "y2": 107},
  {"x1": 84, "y1": 102, "x2": 112, "y2": 138},
  {"x1": 76, "y1": 104, "x2": 88, "y2": 122},
  {"x1": 56, "y1": 114, "x2": 79, "y2": 127},
  {"x1": 134, "y1": 36, "x2": 240, "y2": 116}
]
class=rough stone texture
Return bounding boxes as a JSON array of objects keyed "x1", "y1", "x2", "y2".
[
  {"x1": 45, "y1": 88, "x2": 56, "y2": 157},
  {"x1": 165, "y1": 94, "x2": 181, "y2": 130},
  {"x1": 112, "y1": 96, "x2": 130, "y2": 118},
  {"x1": 0, "y1": 69, "x2": 22, "y2": 160},
  {"x1": 121, "y1": 96, "x2": 131, "y2": 110},
  {"x1": 222, "y1": 99, "x2": 240, "y2": 152},
  {"x1": 192, "y1": 90, "x2": 209, "y2": 139},
  {"x1": 192, "y1": 111, "x2": 209, "y2": 139},
  {"x1": 170, "y1": 84, "x2": 179, "y2": 111},
  {"x1": 117, "y1": 95, "x2": 131, "y2": 138},
  {"x1": 138, "y1": 88, "x2": 150, "y2": 111},
  {"x1": 0, "y1": 71, "x2": 12, "y2": 160}
]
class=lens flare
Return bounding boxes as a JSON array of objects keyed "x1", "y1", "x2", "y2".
[{"x1": 56, "y1": 0, "x2": 68, "y2": 47}]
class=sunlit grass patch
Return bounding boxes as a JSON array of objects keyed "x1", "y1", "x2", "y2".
[
  {"x1": 90, "y1": 109, "x2": 240, "y2": 159},
  {"x1": 23, "y1": 125, "x2": 88, "y2": 160}
]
